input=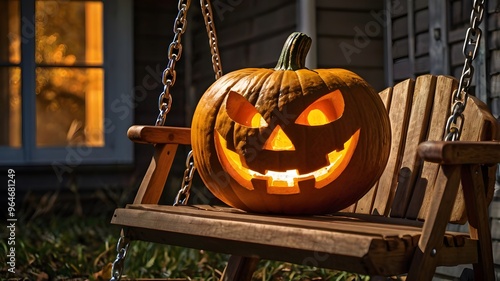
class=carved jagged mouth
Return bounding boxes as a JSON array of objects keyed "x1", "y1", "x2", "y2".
[{"x1": 214, "y1": 129, "x2": 360, "y2": 195}]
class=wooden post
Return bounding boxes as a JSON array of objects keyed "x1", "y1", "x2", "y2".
[
  {"x1": 133, "y1": 144, "x2": 179, "y2": 204},
  {"x1": 428, "y1": 0, "x2": 449, "y2": 75},
  {"x1": 461, "y1": 164, "x2": 495, "y2": 280},
  {"x1": 407, "y1": 165, "x2": 461, "y2": 281},
  {"x1": 221, "y1": 256, "x2": 260, "y2": 281}
]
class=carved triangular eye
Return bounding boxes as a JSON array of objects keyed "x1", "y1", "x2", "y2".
[
  {"x1": 295, "y1": 90, "x2": 345, "y2": 126},
  {"x1": 226, "y1": 91, "x2": 268, "y2": 128}
]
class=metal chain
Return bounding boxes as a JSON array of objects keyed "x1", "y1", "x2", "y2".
[
  {"x1": 444, "y1": 0, "x2": 485, "y2": 141},
  {"x1": 174, "y1": 150, "x2": 197, "y2": 205},
  {"x1": 173, "y1": 0, "x2": 223, "y2": 206},
  {"x1": 155, "y1": 0, "x2": 192, "y2": 126},
  {"x1": 201, "y1": 0, "x2": 223, "y2": 80},
  {"x1": 110, "y1": 1, "x2": 222, "y2": 280},
  {"x1": 109, "y1": 236, "x2": 130, "y2": 281}
]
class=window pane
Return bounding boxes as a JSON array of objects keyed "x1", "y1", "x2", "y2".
[
  {"x1": 0, "y1": 67, "x2": 22, "y2": 147},
  {"x1": 35, "y1": 0, "x2": 105, "y2": 148},
  {"x1": 35, "y1": 1, "x2": 103, "y2": 65},
  {"x1": 0, "y1": 0, "x2": 20, "y2": 64},
  {"x1": 36, "y1": 67, "x2": 104, "y2": 147}
]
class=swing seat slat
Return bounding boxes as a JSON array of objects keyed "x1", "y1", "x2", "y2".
[
  {"x1": 111, "y1": 75, "x2": 500, "y2": 280},
  {"x1": 112, "y1": 204, "x2": 479, "y2": 275}
]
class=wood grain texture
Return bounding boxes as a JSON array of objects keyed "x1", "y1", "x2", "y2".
[
  {"x1": 461, "y1": 164, "x2": 495, "y2": 280},
  {"x1": 418, "y1": 141, "x2": 500, "y2": 164},
  {"x1": 133, "y1": 144, "x2": 178, "y2": 204},
  {"x1": 423, "y1": 96, "x2": 499, "y2": 223},
  {"x1": 127, "y1": 125, "x2": 191, "y2": 145},
  {"x1": 113, "y1": 206, "x2": 377, "y2": 274},
  {"x1": 461, "y1": 96, "x2": 500, "y2": 208},
  {"x1": 129, "y1": 204, "x2": 425, "y2": 235},
  {"x1": 462, "y1": 165, "x2": 495, "y2": 280},
  {"x1": 390, "y1": 75, "x2": 436, "y2": 218},
  {"x1": 408, "y1": 75, "x2": 455, "y2": 220},
  {"x1": 111, "y1": 204, "x2": 478, "y2": 276},
  {"x1": 371, "y1": 79, "x2": 414, "y2": 216},
  {"x1": 407, "y1": 165, "x2": 461, "y2": 281},
  {"x1": 128, "y1": 126, "x2": 192, "y2": 204}
]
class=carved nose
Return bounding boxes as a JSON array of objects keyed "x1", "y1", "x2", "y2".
[{"x1": 263, "y1": 125, "x2": 295, "y2": 151}]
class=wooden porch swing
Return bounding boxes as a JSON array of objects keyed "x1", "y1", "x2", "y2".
[{"x1": 110, "y1": 0, "x2": 500, "y2": 280}]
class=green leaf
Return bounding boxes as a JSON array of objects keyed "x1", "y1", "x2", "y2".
[{"x1": 145, "y1": 248, "x2": 158, "y2": 268}]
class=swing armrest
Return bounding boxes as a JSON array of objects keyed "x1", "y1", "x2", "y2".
[
  {"x1": 418, "y1": 141, "x2": 500, "y2": 165},
  {"x1": 128, "y1": 125, "x2": 192, "y2": 204},
  {"x1": 127, "y1": 125, "x2": 191, "y2": 145}
]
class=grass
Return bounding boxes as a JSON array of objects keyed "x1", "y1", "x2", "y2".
[{"x1": 0, "y1": 187, "x2": 374, "y2": 281}]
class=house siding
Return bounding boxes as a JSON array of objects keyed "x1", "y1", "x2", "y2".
[
  {"x1": 188, "y1": 0, "x2": 386, "y2": 113},
  {"x1": 489, "y1": 0, "x2": 500, "y2": 279},
  {"x1": 489, "y1": 0, "x2": 500, "y2": 118},
  {"x1": 387, "y1": 0, "x2": 500, "y2": 279},
  {"x1": 188, "y1": 0, "x2": 297, "y2": 116},
  {"x1": 316, "y1": 0, "x2": 385, "y2": 91}
]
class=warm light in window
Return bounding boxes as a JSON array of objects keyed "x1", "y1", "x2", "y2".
[
  {"x1": 35, "y1": 1, "x2": 104, "y2": 147},
  {"x1": 0, "y1": 1, "x2": 22, "y2": 147}
]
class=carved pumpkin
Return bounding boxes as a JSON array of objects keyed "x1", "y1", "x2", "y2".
[{"x1": 191, "y1": 32, "x2": 391, "y2": 214}]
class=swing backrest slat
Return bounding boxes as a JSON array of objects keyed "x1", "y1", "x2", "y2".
[{"x1": 351, "y1": 74, "x2": 498, "y2": 223}]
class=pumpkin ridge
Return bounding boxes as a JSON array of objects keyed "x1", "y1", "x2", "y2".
[
  {"x1": 315, "y1": 69, "x2": 336, "y2": 93},
  {"x1": 298, "y1": 69, "x2": 331, "y2": 97},
  {"x1": 193, "y1": 69, "x2": 264, "y2": 206},
  {"x1": 229, "y1": 70, "x2": 274, "y2": 152},
  {"x1": 232, "y1": 69, "x2": 274, "y2": 106},
  {"x1": 251, "y1": 69, "x2": 277, "y2": 107},
  {"x1": 277, "y1": 69, "x2": 330, "y2": 113},
  {"x1": 276, "y1": 69, "x2": 288, "y2": 112},
  {"x1": 289, "y1": 68, "x2": 303, "y2": 105},
  {"x1": 255, "y1": 70, "x2": 285, "y2": 122},
  {"x1": 315, "y1": 69, "x2": 349, "y2": 92}
]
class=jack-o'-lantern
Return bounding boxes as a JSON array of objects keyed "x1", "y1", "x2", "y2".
[{"x1": 191, "y1": 32, "x2": 391, "y2": 214}]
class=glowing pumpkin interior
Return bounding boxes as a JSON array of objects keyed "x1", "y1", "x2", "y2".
[{"x1": 214, "y1": 90, "x2": 360, "y2": 195}]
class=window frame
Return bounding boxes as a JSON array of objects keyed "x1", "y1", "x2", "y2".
[{"x1": 0, "y1": 0, "x2": 134, "y2": 166}]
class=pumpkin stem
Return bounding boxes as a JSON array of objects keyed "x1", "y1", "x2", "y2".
[{"x1": 275, "y1": 32, "x2": 312, "y2": 71}]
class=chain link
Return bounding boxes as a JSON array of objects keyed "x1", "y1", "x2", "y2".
[
  {"x1": 109, "y1": 236, "x2": 130, "y2": 281},
  {"x1": 172, "y1": 0, "x2": 222, "y2": 206},
  {"x1": 174, "y1": 150, "x2": 197, "y2": 205},
  {"x1": 111, "y1": 1, "x2": 223, "y2": 279},
  {"x1": 444, "y1": 0, "x2": 484, "y2": 141},
  {"x1": 155, "y1": 0, "x2": 191, "y2": 126},
  {"x1": 201, "y1": 0, "x2": 223, "y2": 80}
]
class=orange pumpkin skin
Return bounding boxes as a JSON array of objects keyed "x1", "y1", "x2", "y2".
[{"x1": 191, "y1": 32, "x2": 391, "y2": 214}]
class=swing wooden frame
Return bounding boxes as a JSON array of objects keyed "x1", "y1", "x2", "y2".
[
  {"x1": 109, "y1": 0, "x2": 500, "y2": 280},
  {"x1": 112, "y1": 74, "x2": 500, "y2": 280}
]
